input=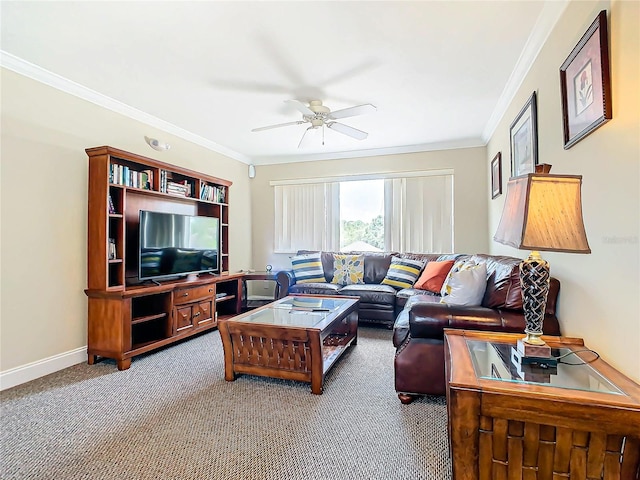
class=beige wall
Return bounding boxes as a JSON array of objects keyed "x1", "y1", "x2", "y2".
[
  {"x1": 250, "y1": 147, "x2": 489, "y2": 272},
  {"x1": 0, "y1": 69, "x2": 253, "y2": 373},
  {"x1": 487, "y1": 0, "x2": 640, "y2": 382}
]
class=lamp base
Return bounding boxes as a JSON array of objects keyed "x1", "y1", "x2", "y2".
[
  {"x1": 517, "y1": 338, "x2": 552, "y2": 359},
  {"x1": 511, "y1": 347, "x2": 557, "y2": 382}
]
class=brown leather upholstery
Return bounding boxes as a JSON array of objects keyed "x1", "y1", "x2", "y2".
[
  {"x1": 277, "y1": 252, "x2": 561, "y2": 338},
  {"x1": 393, "y1": 277, "x2": 561, "y2": 399}
]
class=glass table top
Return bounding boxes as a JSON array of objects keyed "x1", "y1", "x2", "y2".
[
  {"x1": 274, "y1": 296, "x2": 350, "y2": 312},
  {"x1": 233, "y1": 296, "x2": 353, "y2": 328},
  {"x1": 466, "y1": 339, "x2": 623, "y2": 395}
]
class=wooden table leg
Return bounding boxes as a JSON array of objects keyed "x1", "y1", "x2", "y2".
[{"x1": 116, "y1": 358, "x2": 131, "y2": 370}]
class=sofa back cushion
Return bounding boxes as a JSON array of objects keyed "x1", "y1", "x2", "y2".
[
  {"x1": 297, "y1": 250, "x2": 395, "y2": 284},
  {"x1": 471, "y1": 254, "x2": 523, "y2": 310}
]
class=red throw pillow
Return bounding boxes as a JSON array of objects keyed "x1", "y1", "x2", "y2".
[{"x1": 414, "y1": 260, "x2": 455, "y2": 293}]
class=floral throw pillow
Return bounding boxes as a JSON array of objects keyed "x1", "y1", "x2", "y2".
[{"x1": 331, "y1": 254, "x2": 365, "y2": 285}]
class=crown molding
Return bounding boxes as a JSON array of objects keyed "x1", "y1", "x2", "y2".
[
  {"x1": 482, "y1": 0, "x2": 569, "y2": 143},
  {"x1": 252, "y1": 137, "x2": 484, "y2": 165},
  {"x1": 0, "y1": 51, "x2": 252, "y2": 165}
]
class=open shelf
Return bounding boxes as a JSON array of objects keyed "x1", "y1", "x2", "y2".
[{"x1": 86, "y1": 145, "x2": 244, "y2": 370}]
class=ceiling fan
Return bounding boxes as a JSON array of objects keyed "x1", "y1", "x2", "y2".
[{"x1": 252, "y1": 100, "x2": 376, "y2": 148}]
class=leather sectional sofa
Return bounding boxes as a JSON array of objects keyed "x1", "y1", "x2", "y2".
[
  {"x1": 392, "y1": 254, "x2": 561, "y2": 403},
  {"x1": 276, "y1": 250, "x2": 460, "y2": 327},
  {"x1": 276, "y1": 251, "x2": 562, "y2": 403}
]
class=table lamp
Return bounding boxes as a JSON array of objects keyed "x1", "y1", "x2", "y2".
[{"x1": 493, "y1": 171, "x2": 590, "y2": 360}]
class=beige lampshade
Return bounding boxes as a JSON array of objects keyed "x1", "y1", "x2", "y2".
[{"x1": 494, "y1": 174, "x2": 591, "y2": 253}]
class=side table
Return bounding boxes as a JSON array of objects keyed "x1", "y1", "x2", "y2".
[
  {"x1": 444, "y1": 329, "x2": 640, "y2": 480},
  {"x1": 241, "y1": 271, "x2": 279, "y2": 311}
]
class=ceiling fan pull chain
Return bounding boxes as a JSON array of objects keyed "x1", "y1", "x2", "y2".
[{"x1": 322, "y1": 124, "x2": 325, "y2": 145}]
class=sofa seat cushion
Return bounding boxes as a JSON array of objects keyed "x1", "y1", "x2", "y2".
[
  {"x1": 392, "y1": 308, "x2": 410, "y2": 347},
  {"x1": 289, "y1": 282, "x2": 341, "y2": 296},
  {"x1": 395, "y1": 288, "x2": 439, "y2": 312},
  {"x1": 338, "y1": 283, "x2": 397, "y2": 305}
]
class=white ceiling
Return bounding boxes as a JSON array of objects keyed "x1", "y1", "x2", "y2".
[{"x1": 0, "y1": 1, "x2": 567, "y2": 165}]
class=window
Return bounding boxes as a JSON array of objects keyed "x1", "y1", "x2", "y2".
[
  {"x1": 340, "y1": 179, "x2": 384, "y2": 251},
  {"x1": 272, "y1": 171, "x2": 453, "y2": 253}
]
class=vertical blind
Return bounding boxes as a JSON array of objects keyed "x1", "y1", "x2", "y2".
[
  {"x1": 273, "y1": 173, "x2": 453, "y2": 253},
  {"x1": 274, "y1": 183, "x2": 340, "y2": 253},
  {"x1": 383, "y1": 175, "x2": 454, "y2": 253}
]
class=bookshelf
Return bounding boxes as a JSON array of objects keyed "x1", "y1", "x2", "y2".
[{"x1": 85, "y1": 146, "x2": 242, "y2": 370}]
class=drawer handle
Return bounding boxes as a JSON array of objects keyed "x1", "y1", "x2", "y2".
[
  {"x1": 181, "y1": 293, "x2": 189, "y2": 297},
  {"x1": 209, "y1": 288, "x2": 214, "y2": 293},
  {"x1": 193, "y1": 312, "x2": 201, "y2": 317}
]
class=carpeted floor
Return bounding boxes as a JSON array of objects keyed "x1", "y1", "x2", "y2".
[{"x1": 1, "y1": 327, "x2": 451, "y2": 480}]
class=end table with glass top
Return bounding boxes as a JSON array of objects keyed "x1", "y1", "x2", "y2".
[
  {"x1": 218, "y1": 295, "x2": 359, "y2": 394},
  {"x1": 444, "y1": 329, "x2": 640, "y2": 480}
]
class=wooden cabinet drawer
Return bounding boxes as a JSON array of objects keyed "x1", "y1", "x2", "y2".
[
  {"x1": 174, "y1": 284, "x2": 215, "y2": 305},
  {"x1": 194, "y1": 300, "x2": 213, "y2": 328},
  {"x1": 175, "y1": 305, "x2": 194, "y2": 333}
]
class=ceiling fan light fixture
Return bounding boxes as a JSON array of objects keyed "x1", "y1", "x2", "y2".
[{"x1": 254, "y1": 99, "x2": 375, "y2": 146}]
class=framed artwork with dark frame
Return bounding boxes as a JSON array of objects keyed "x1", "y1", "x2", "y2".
[
  {"x1": 491, "y1": 152, "x2": 502, "y2": 199},
  {"x1": 509, "y1": 92, "x2": 538, "y2": 177},
  {"x1": 560, "y1": 10, "x2": 612, "y2": 149}
]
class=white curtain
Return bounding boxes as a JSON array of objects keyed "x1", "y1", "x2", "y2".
[
  {"x1": 273, "y1": 183, "x2": 340, "y2": 253},
  {"x1": 384, "y1": 175, "x2": 454, "y2": 253}
]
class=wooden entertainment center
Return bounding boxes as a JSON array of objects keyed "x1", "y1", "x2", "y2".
[{"x1": 84, "y1": 146, "x2": 243, "y2": 370}]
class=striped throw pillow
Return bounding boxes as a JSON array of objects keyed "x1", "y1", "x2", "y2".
[
  {"x1": 291, "y1": 254, "x2": 326, "y2": 284},
  {"x1": 381, "y1": 257, "x2": 425, "y2": 290}
]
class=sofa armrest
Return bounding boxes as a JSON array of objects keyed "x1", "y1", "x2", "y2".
[
  {"x1": 275, "y1": 270, "x2": 296, "y2": 298},
  {"x1": 409, "y1": 304, "x2": 522, "y2": 338},
  {"x1": 407, "y1": 303, "x2": 561, "y2": 340}
]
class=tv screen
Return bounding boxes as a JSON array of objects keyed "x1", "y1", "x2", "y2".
[{"x1": 139, "y1": 210, "x2": 219, "y2": 281}]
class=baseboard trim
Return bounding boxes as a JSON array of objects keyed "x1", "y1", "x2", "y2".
[{"x1": 0, "y1": 347, "x2": 87, "y2": 391}]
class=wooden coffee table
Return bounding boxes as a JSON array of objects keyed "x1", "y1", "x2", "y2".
[{"x1": 218, "y1": 295, "x2": 359, "y2": 394}]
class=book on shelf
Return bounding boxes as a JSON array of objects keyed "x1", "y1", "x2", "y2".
[
  {"x1": 166, "y1": 181, "x2": 190, "y2": 197},
  {"x1": 109, "y1": 164, "x2": 153, "y2": 190},
  {"x1": 141, "y1": 169, "x2": 153, "y2": 190},
  {"x1": 108, "y1": 238, "x2": 117, "y2": 260},
  {"x1": 108, "y1": 194, "x2": 116, "y2": 214},
  {"x1": 199, "y1": 183, "x2": 226, "y2": 203}
]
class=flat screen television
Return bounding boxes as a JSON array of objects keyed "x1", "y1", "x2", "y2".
[{"x1": 139, "y1": 210, "x2": 219, "y2": 281}]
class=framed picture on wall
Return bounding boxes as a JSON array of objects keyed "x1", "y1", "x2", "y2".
[
  {"x1": 560, "y1": 10, "x2": 612, "y2": 149},
  {"x1": 509, "y1": 92, "x2": 538, "y2": 177},
  {"x1": 491, "y1": 152, "x2": 502, "y2": 199}
]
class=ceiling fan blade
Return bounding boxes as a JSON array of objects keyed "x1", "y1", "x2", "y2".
[
  {"x1": 252, "y1": 120, "x2": 305, "y2": 132},
  {"x1": 327, "y1": 122, "x2": 368, "y2": 140},
  {"x1": 328, "y1": 104, "x2": 377, "y2": 120},
  {"x1": 285, "y1": 99, "x2": 314, "y2": 116},
  {"x1": 298, "y1": 126, "x2": 316, "y2": 148}
]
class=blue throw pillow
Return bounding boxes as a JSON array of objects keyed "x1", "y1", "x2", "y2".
[
  {"x1": 381, "y1": 256, "x2": 425, "y2": 290},
  {"x1": 291, "y1": 254, "x2": 326, "y2": 284}
]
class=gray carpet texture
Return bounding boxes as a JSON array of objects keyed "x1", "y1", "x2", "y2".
[{"x1": 1, "y1": 327, "x2": 451, "y2": 480}]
